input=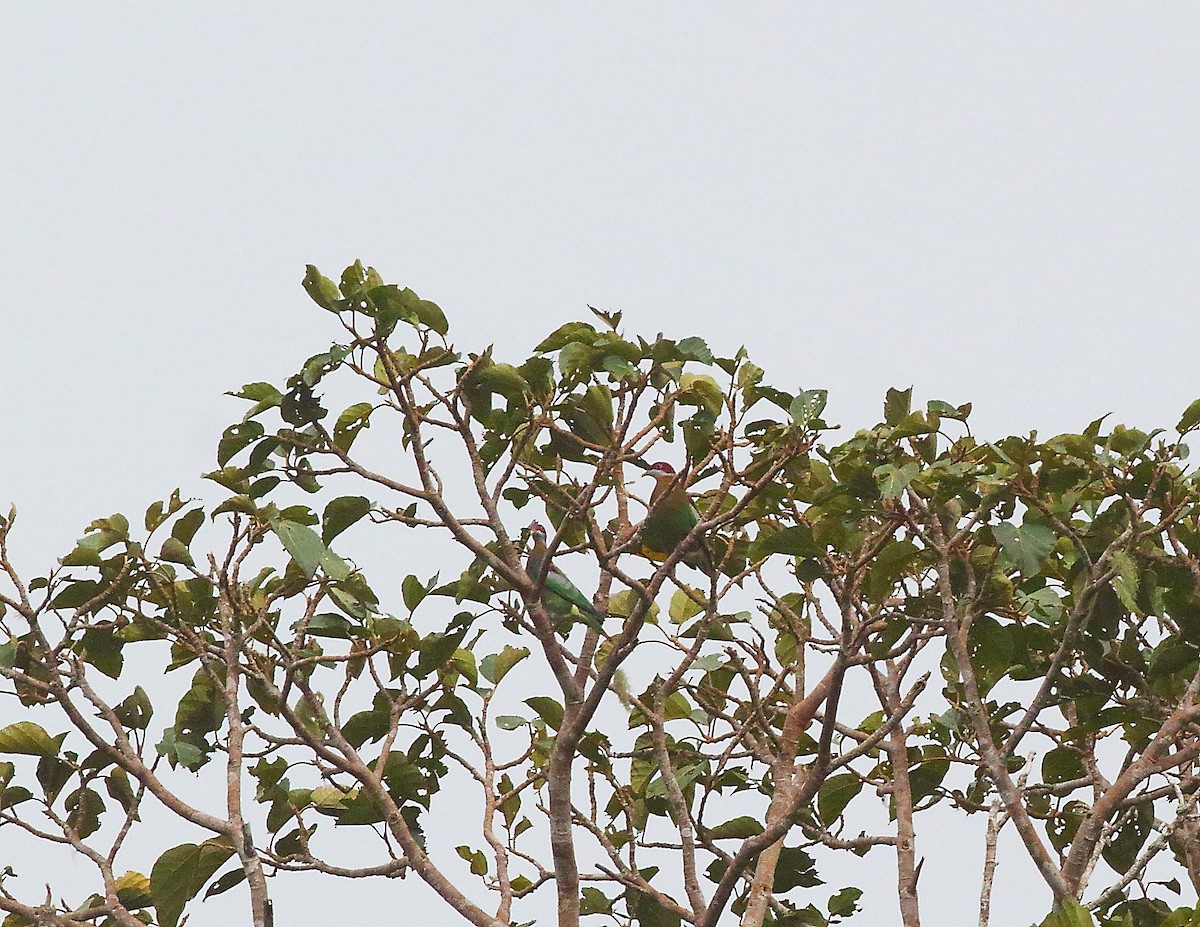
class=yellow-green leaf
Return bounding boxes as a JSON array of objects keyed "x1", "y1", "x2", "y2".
[{"x1": 0, "y1": 721, "x2": 65, "y2": 757}]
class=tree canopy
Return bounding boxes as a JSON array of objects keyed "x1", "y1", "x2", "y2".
[{"x1": 4, "y1": 263, "x2": 1200, "y2": 927}]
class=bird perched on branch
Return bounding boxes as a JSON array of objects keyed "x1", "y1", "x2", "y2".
[
  {"x1": 638, "y1": 462, "x2": 717, "y2": 577},
  {"x1": 525, "y1": 522, "x2": 604, "y2": 632}
]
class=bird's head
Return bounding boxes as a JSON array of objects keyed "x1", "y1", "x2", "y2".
[
  {"x1": 645, "y1": 461, "x2": 677, "y2": 478},
  {"x1": 528, "y1": 521, "x2": 548, "y2": 543}
]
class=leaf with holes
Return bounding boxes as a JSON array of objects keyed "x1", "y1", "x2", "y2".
[{"x1": 993, "y1": 522, "x2": 1056, "y2": 575}]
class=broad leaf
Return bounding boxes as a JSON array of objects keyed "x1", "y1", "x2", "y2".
[
  {"x1": 481, "y1": 646, "x2": 530, "y2": 685},
  {"x1": 150, "y1": 839, "x2": 235, "y2": 927},
  {"x1": 993, "y1": 522, "x2": 1056, "y2": 575},
  {"x1": 322, "y1": 495, "x2": 372, "y2": 544},
  {"x1": 0, "y1": 721, "x2": 65, "y2": 757},
  {"x1": 817, "y1": 773, "x2": 862, "y2": 825},
  {"x1": 273, "y1": 519, "x2": 350, "y2": 581}
]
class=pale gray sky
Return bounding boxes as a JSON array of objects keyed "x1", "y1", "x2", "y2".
[{"x1": 2, "y1": 5, "x2": 1199, "y2": 925}]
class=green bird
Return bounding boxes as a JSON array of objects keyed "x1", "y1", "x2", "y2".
[
  {"x1": 526, "y1": 522, "x2": 604, "y2": 632},
  {"x1": 638, "y1": 461, "x2": 717, "y2": 577}
]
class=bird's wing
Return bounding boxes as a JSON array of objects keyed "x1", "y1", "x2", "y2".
[{"x1": 546, "y1": 566, "x2": 604, "y2": 631}]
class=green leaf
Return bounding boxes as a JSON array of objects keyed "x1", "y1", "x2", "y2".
[
  {"x1": 273, "y1": 519, "x2": 350, "y2": 581},
  {"x1": 159, "y1": 537, "x2": 195, "y2": 567},
  {"x1": 967, "y1": 614, "x2": 1014, "y2": 696},
  {"x1": 37, "y1": 755, "x2": 72, "y2": 802},
  {"x1": 927, "y1": 399, "x2": 964, "y2": 420},
  {"x1": 678, "y1": 374, "x2": 723, "y2": 415},
  {"x1": 59, "y1": 543, "x2": 103, "y2": 567},
  {"x1": 365, "y1": 283, "x2": 413, "y2": 324},
  {"x1": 203, "y1": 866, "x2": 246, "y2": 900},
  {"x1": 306, "y1": 613, "x2": 355, "y2": 639},
  {"x1": 473, "y1": 363, "x2": 529, "y2": 399},
  {"x1": 217, "y1": 422, "x2": 264, "y2": 467},
  {"x1": 481, "y1": 646, "x2": 530, "y2": 685},
  {"x1": 227, "y1": 381, "x2": 283, "y2": 420},
  {"x1": 737, "y1": 361, "x2": 764, "y2": 391},
  {"x1": 86, "y1": 512, "x2": 130, "y2": 539},
  {"x1": 828, "y1": 886, "x2": 863, "y2": 917},
  {"x1": 992, "y1": 522, "x2": 1056, "y2": 575},
  {"x1": 1177, "y1": 398, "x2": 1200, "y2": 433},
  {"x1": 580, "y1": 887, "x2": 614, "y2": 916},
  {"x1": 322, "y1": 495, "x2": 372, "y2": 545},
  {"x1": 705, "y1": 816, "x2": 764, "y2": 839},
  {"x1": 525, "y1": 696, "x2": 564, "y2": 731},
  {"x1": 150, "y1": 839, "x2": 236, "y2": 927},
  {"x1": 368, "y1": 285, "x2": 447, "y2": 335},
  {"x1": 681, "y1": 408, "x2": 717, "y2": 458},
  {"x1": 0, "y1": 721, "x2": 65, "y2": 757},
  {"x1": 874, "y1": 461, "x2": 920, "y2": 500},
  {"x1": 583, "y1": 384, "x2": 614, "y2": 431},
  {"x1": 115, "y1": 687, "x2": 154, "y2": 730},
  {"x1": 908, "y1": 755, "x2": 950, "y2": 804},
  {"x1": 210, "y1": 495, "x2": 258, "y2": 520},
  {"x1": 65, "y1": 786, "x2": 105, "y2": 838},
  {"x1": 1039, "y1": 898, "x2": 1095, "y2": 927},
  {"x1": 668, "y1": 587, "x2": 705, "y2": 624},
  {"x1": 342, "y1": 708, "x2": 390, "y2": 749},
  {"x1": 114, "y1": 870, "x2": 153, "y2": 909},
  {"x1": 455, "y1": 845, "x2": 488, "y2": 876},
  {"x1": 49, "y1": 579, "x2": 103, "y2": 609},
  {"x1": 607, "y1": 589, "x2": 659, "y2": 623},
  {"x1": 1041, "y1": 747, "x2": 1085, "y2": 786},
  {"x1": 817, "y1": 774, "x2": 862, "y2": 825},
  {"x1": 773, "y1": 845, "x2": 822, "y2": 892},
  {"x1": 280, "y1": 382, "x2": 327, "y2": 426},
  {"x1": 171, "y1": 508, "x2": 205, "y2": 546},
  {"x1": 0, "y1": 785, "x2": 32, "y2": 810},
  {"x1": 1102, "y1": 800, "x2": 1154, "y2": 874},
  {"x1": 535, "y1": 321, "x2": 597, "y2": 353},
  {"x1": 790, "y1": 389, "x2": 828, "y2": 426},
  {"x1": 106, "y1": 768, "x2": 138, "y2": 818},
  {"x1": 629, "y1": 890, "x2": 682, "y2": 927},
  {"x1": 1159, "y1": 906, "x2": 1200, "y2": 927},
  {"x1": 677, "y1": 336, "x2": 713, "y2": 364},
  {"x1": 495, "y1": 715, "x2": 527, "y2": 731},
  {"x1": 302, "y1": 265, "x2": 342, "y2": 312},
  {"x1": 413, "y1": 298, "x2": 449, "y2": 336},
  {"x1": 80, "y1": 628, "x2": 124, "y2": 679},
  {"x1": 1110, "y1": 550, "x2": 1140, "y2": 613},
  {"x1": 414, "y1": 628, "x2": 469, "y2": 679},
  {"x1": 884, "y1": 386, "x2": 913, "y2": 426},
  {"x1": 333, "y1": 403, "x2": 373, "y2": 453},
  {"x1": 748, "y1": 525, "x2": 819, "y2": 560},
  {"x1": 155, "y1": 729, "x2": 205, "y2": 771},
  {"x1": 402, "y1": 573, "x2": 433, "y2": 612},
  {"x1": 662, "y1": 692, "x2": 694, "y2": 722}
]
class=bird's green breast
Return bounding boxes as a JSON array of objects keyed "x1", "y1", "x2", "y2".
[{"x1": 641, "y1": 495, "x2": 699, "y2": 554}]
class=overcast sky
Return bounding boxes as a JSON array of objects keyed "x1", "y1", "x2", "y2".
[{"x1": 2, "y1": 6, "x2": 1199, "y2": 926}]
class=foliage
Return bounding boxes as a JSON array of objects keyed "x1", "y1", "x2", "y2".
[{"x1": 3, "y1": 263, "x2": 1200, "y2": 927}]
